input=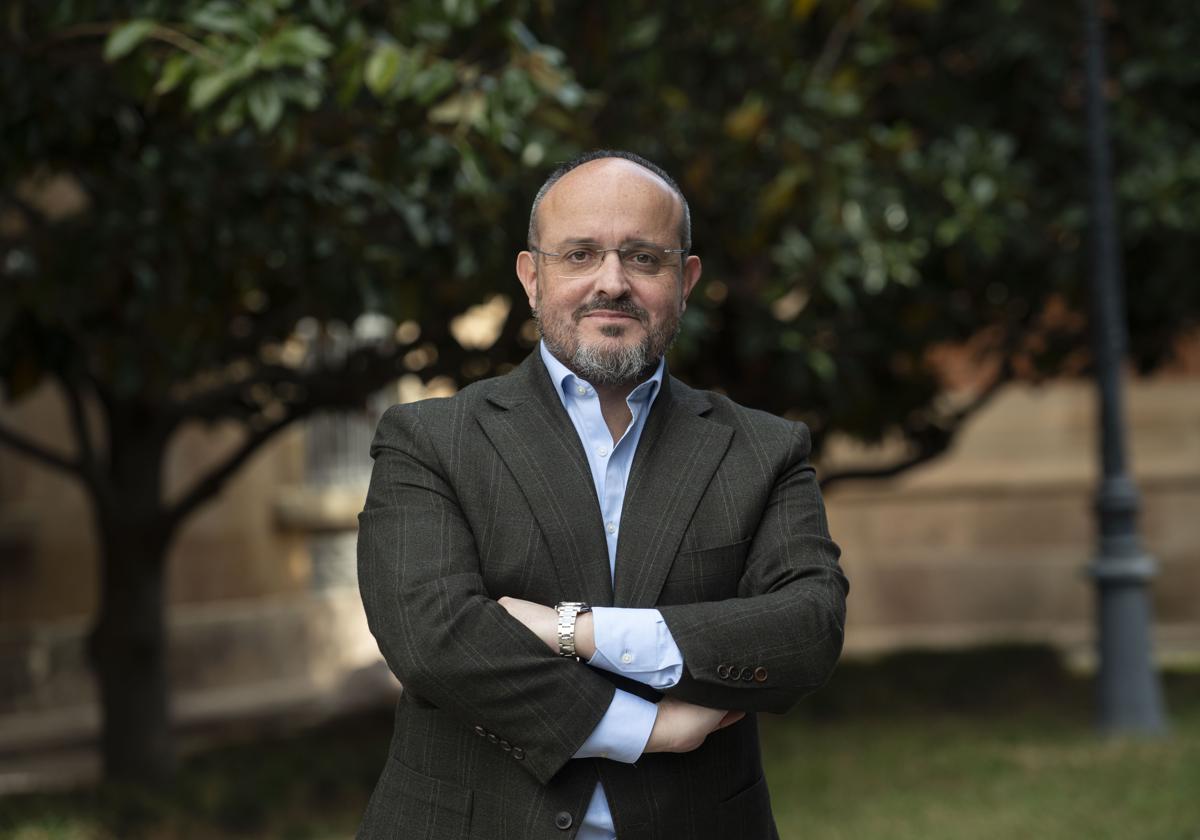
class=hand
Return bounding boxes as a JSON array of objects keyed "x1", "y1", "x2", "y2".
[
  {"x1": 643, "y1": 696, "x2": 744, "y2": 754},
  {"x1": 497, "y1": 596, "x2": 596, "y2": 659}
]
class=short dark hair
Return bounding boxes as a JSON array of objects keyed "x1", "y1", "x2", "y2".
[{"x1": 527, "y1": 149, "x2": 692, "y2": 251}]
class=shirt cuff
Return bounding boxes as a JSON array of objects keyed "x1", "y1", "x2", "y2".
[
  {"x1": 587, "y1": 607, "x2": 684, "y2": 689},
  {"x1": 573, "y1": 689, "x2": 657, "y2": 763}
]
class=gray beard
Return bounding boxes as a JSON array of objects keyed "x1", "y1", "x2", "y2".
[
  {"x1": 568, "y1": 329, "x2": 655, "y2": 386},
  {"x1": 536, "y1": 311, "x2": 680, "y2": 387}
]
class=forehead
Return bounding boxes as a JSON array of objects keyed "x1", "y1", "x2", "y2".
[{"x1": 538, "y1": 159, "x2": 683, "y2": 245}]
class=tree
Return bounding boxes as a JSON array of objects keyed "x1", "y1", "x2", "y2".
[
  {"x1": 529, "y1": 0, "x2": 1200, "y2": 482},
  {"x1": 3, "y1": 0, "x2": 1198, "y2": 781},
  {"x1": 1, "y1": 0, "x2": 587, "y2": 780}
]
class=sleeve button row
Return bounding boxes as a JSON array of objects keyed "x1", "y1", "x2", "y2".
[
  {"x1": 474, "y1": 724, "x2": 524, "y2": 758},
  {"x1": 716, "y1": 663, "x2": 769, "y2": 683}
]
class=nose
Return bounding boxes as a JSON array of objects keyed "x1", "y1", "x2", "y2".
[{"x1": 591, "y1": 250, "x2": 632, "y2": 299}]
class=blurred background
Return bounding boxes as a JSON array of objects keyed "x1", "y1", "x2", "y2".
[{"x1": 1, "y1": 0, "x2": 1198, "y2": 837}]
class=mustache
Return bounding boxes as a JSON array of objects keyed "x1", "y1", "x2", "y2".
[{"x1": 572, "y1": 297, "x2": 648, "y2": 323}]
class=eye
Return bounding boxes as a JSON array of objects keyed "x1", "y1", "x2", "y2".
[
  {"x1": 564, "y1": 249, "x2": 595, "y2": 264},
  {"x1": 627, "y1": 251, "x2": 661, "y2": 267}
]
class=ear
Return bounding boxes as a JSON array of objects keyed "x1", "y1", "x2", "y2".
[
  {"x1": 679, "y1": 254, "x2": 702, "y2": 312},
  {"x1": 515, "y1": 250, "x2": 538, "y2": 310}
]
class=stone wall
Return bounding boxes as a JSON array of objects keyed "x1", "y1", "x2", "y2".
[{"x1": 824, "y1": 374, "x2": 1200, "y2": 665}]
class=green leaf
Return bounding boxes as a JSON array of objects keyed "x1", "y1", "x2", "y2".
[
  {"x1": 189, "y1": 69, "x2": 239, "y2": 110},
  {"x1": 807, "y1": 349, "x2": 837, "y2": 382},
  {"x1": 192, "y1": 2, "x2": 252, "y2": 36},
  {"x1": 310, "y1": 0, "x2": 343, "y2": 28},
  {"x1": 104, "y1": 19, "x2": 155, "y2": 62},
  {"x1": 412, "y1": 60, "x2": 456, "y2": 105},
  {"x1": 216, "y1": 95, "x2": 245, "y2": 134},
  {"x1": 247, "y1": 85, "x2": 284, "y2": 132},
  {"x1": 622, "y1": 15, "x2": 661, "y2": 51},
  {"x1": 287, "y1": 26, "x2": 333, "y2": 59},
  {"x1": 365, "y1": 42, "x2": 403, "y2": 95},
  {"x1": 154, "y1": 54, "x2": 191, "y2": 95}
]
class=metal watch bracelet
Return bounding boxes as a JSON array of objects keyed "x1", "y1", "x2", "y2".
[{"x1": 555, "y1": 602, "x2": 591, "y2": 658}]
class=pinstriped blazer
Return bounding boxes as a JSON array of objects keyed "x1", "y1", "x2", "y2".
[{"x1": 356, "y1": 349, "x2": 848, "y2": 840}]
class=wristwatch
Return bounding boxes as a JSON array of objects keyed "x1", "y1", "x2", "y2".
[{"x1": 555, "y1": 602, "x2": 592, "y2": 659}]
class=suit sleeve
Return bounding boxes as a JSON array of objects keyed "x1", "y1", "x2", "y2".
[
  {"x1": 657, "y1": 421, "x2": 848, "y2": 714},
  {"x1": 357, "y1": 403, "x2": 617, "y2": 785}
]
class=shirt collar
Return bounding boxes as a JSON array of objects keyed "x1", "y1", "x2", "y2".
[{"x1": 539, "y1": 340, "x2": 665, "y2": 409}]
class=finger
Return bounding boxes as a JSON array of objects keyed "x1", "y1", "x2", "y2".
[{"x1": 716, "y1": 710, "x2": 745, "y2": 730}]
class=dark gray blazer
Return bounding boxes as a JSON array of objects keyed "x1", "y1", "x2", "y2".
[{"x1": 356, "y1": 349, "x2": 848, "y2": 840}]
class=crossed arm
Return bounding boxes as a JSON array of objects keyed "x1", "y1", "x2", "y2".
[
  {"x1": 496, "y1": 597, "x2": 746, "y2": 754},
  {"x1": 496, "y1": 417, "x2": 847, "y2": 757}
]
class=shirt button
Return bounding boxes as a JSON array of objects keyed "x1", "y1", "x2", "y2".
[
  {"x1": 606, "y1": 522, "x2": 616, "y2": 534},
  {"x1": 597, "y1": 446, "x2": 607, "y2": 457},
  {"x1": 576, "y1": 385, "x2": 587, "y2": 395},
  {"x1": 621, "y1": 651, "x2": 633, "y2": 664}
]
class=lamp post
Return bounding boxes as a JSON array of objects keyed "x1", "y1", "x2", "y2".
[{"x1": 1081, "y1": 0, "x2": 1167, "y2": 734}]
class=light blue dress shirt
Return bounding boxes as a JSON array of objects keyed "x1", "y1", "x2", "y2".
[{"x1": 539, "y1": 342, "x2": 685, "y2": 840}]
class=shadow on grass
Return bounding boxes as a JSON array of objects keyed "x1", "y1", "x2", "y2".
[
  {"x1": 801, "y1": 643, "x2": 1086, "y2": 720},
  {"x1": 801, "y1": 643, "x2": 1200, "y2": 722},
  {"x1": 0, "y1": 711, "x2": 394, "y2": 839}
]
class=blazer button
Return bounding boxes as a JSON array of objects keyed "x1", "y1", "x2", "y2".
[
  {"x1": 500, "y1": 740, "x2": 512, "y2": 751},
  {"x1": 487, "y1": 733, "x2": 498, "y2": 743},
  {"x1": 512, "y1": 747, "x2": 525, "y2": 760},
  {"x1": 474, "y1": 725, "x2": 486, "y2": 737},
  {"x1": 717, "y1": 663, "x2": 731, "y2": 679},
  {"x1": 754, "y1": 666, "x2": 769, "y2": 683},
  {"x1": 554, "y1": 811, "x2": 573, "y2": 830},
  {"x1": 741, "y1": 667, "x2": 754, "y2": 681}
]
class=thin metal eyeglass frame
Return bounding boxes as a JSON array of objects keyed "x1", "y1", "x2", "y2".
[{"x1": 529, "y1": 245, "x2": 688, "y2": 277}]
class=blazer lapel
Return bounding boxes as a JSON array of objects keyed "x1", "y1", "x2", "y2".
[
  {"x1": 614, "y1": 376, "x2": 733, "y2": 607},
  {"x1": 477, "y1": 351, "x2": 614, "y2": 606}
]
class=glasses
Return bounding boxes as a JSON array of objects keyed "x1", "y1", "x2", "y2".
[{"x1": 531, "y1": 244, "x2": 687, "y2": 278}]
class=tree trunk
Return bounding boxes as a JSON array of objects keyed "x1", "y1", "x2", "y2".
[
  {"x1": 87, "y1": 414, "x2": 178, "y2": 783},
  {"x1": 88, "y1": 525, "x2": 176, "y2": 782}
]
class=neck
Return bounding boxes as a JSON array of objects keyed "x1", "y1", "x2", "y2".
[
  {"x1": 542, "y1": 343, "x2": 660, "y2": 443},
  {"x1": 594, "y1": 383, "x2": 635, "y2": 443}
]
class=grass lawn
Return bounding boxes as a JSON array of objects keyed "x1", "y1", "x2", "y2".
[
  {"x1": 2, "y1": 646, "x2": 1197, "y2": 839},
  {"x1": 763, "y1": 648, "x2": 1200, "y2": 840}
]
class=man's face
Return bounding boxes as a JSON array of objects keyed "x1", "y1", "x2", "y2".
[{"x1": 516, "y1": 159, "x2": 702, "y2": 386}]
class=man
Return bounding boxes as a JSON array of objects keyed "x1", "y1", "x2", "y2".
[{"x1": 356, "y1": 150, "x2": 848, "y2": 840}]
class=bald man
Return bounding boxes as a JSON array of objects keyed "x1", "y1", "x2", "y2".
[{"x1": 356, "y1": 150, "x2": 848, "y2": 840}]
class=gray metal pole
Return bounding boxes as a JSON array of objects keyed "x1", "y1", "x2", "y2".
[{"x1": 1081, "y1": 0, "x2": 1167, "y2": 734}]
